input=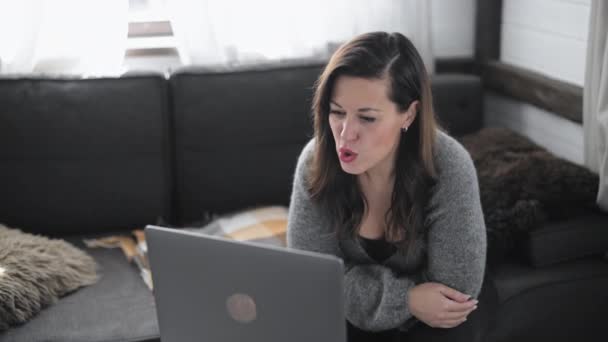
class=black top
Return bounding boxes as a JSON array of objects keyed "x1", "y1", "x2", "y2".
[{"x1": 358, "y1": 235, "x2": 397, "y2": 263}]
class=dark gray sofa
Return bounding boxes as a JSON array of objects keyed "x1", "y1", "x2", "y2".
[{"x1": 1, "y1": 63, "x2": 607, "y2": 342}]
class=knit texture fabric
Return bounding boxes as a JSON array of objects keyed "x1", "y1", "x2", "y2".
[{"x1": 287, "y1": 130, "x2": 486, "y2": 332}]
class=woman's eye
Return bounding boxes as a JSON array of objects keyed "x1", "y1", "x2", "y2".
[
  {"x1": 361, "y1": 116, "x2": 376, "y2": 123},
  {"x1": 330, "y1": 110, "x2": 345, "y2": 116}
]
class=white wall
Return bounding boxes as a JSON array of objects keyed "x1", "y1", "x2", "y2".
[
  {"x1": 484, "y1": 92, "x2": 585, "y2": 164},
  {"x1": 432, "y1": 0, "x2": 476, "y2": 58},
  {"x1": 485, "y1": 0, "x2": 591, "y2": 165},
  {"x1": 501, "y1": 0, "x2": 591, "y2": 86}
]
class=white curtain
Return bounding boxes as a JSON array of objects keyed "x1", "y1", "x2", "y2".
[
  {"x1": 0, "y1": 0, "x2": 127, "y2": 76},
  {"x1": 168, "y1": 0, "x2": 435, "y2": 73},
  {"x1": 583, "y1": 0, "x2": 608, "y2": 211}
]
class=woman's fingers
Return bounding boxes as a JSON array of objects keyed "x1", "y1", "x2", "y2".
[
  {"x1": 409, "y1": 282, "x2": 479, "y2": 330},
  {"x1": 441, "y1": 305, "x2": 477, "y2": 320},
  {"x1": 445, "y1": 297, "x2": 478, "y2": 312},
  {"x1": 438, "y1": 285, "x2": 470, "y2": 302},
  {"x1": 433, "y1": 295, "x2": 478, "y2": 329}
]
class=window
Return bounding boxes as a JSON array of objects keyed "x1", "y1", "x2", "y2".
[{"x1": 124, "y1": 0, "x2": 181, "y2": 74}]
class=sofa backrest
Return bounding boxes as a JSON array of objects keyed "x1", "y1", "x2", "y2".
[
  {"x1": 431, "y1": 73, "x2": 482, "y2": 136},
  {"x1": 0, "y1": 64, "x2": 482, "y2": 233},
  {"x1": 169, "y1": 64, "x2": 482, "y2": 224},
  {"x1": 170, "y1": 64, "x2": 321, "y2": 224},
  {"x1": 0, "y1": 75, "x2": 171, "y2": 235}
]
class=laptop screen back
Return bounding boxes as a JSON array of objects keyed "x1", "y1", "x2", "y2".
[{"x1": 145, "y1": 225, "x2": 346, "y2": 342}]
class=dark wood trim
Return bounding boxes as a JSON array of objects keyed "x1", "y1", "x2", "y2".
[
  {"x1": 482, "y1": 60, "x2": 583, "y2": 123},
  {"x1": 475, "y1": 0, "x2": 502, "y2": 64},
  {"x1": 125, "y1": 47, "x2": 179, "y2": 57},
  {"x1": 436, "y1": 58, "x2": 477, "y2": 74},
  {"x1": 474, "y1": 0, "x2": 582, "y2": 123},
  {"x1": 434, "y1": 0, "x2": 501, "y2": 76},
  {"x1": 128, "y1": 20, "x2": 173, "y2": 38}
]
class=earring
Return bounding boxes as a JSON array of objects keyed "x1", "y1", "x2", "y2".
[{"x1": 401, "y1": 126, "x2": 408, "y2": 133}]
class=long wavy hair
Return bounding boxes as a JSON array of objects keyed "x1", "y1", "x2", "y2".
[{"x1": 309, "y1": 32, "x2": 440, "y2": 254}]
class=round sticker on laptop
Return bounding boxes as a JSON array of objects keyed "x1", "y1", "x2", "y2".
[{"x1": 226, "y1": 293, "x2": 257, "y2": 323}]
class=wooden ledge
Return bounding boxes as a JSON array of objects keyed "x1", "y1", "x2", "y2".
[{"x1": 482, "y1": 60, "x2": 583, "y2": 123}]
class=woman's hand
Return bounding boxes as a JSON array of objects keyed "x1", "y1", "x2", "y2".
[{"x1": 407, "y1": 282, "x2": 478, "y2": 328}]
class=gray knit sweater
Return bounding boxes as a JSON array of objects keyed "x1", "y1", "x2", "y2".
[{"x1": 286, "y1": 130, "x2": 487, "y2": 332}]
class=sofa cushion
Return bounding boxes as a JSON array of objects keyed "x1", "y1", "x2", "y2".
[
  {"x1": 522, "y1": 211, "x2": 608, "y2": 267},
  {"x1": 0, "y1": 75, "x2": 172, "y2": 235},
  {"x1": 0, "y1": 235, "x2": 159, "y2": 342},
  {"x1": 489, "y1": 258, "x2": 608, "y2": 342},
  {"x1": 170, "y1": 63, "x2": 321, "y2": 224},
  {"x1": 431, "y1": 73, "x2": 482, "y2": 136}
]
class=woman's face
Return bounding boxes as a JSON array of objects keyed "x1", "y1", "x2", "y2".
[{"x1": 328, "y1": 75, "x2": 416, "y2": 177}]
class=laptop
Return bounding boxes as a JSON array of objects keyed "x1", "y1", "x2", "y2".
[{"x1": 145, "y1": 225, "x2": 346, "y2": 342}]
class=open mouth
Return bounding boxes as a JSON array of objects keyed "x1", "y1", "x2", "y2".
[{"x1": 339, "y1": 147, "x2": 358, "y2": 163}]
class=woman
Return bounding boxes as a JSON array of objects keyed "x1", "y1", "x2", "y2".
[{"x1": 286, "y1": 32, "x2": 492, "y2": 342}]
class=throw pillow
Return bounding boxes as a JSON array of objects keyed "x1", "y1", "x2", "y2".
[
  {"x1": 457, "y1": 127, "x2": 600, "y2": 265},
  {"x1": 0, "y1": 224, "x2": 98, "y2": 331}
]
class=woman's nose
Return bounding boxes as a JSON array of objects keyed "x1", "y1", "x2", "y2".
[{"x1": 340, "y1": 118, "x2": 358, "y2": 141}]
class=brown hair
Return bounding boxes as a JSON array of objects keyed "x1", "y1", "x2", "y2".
[{"x1": 308, "y1": 32, "x2": 440, "y2": 254}]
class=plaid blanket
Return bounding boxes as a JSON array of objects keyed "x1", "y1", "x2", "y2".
[{"x1": 186, "y1": 206, "x2": 288, "y2": 247}]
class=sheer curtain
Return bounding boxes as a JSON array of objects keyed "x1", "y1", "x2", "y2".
[
  {"x1": 583, "y1": 0, "x2": 608, "y2": 211},
  {"x1": 0, "y1": 0, "x2": 127, "y2": 76},
  {"x1": 168, "y1": 0, "x2": 434, "y2": 72}
]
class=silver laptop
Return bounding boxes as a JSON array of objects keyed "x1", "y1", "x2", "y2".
[{"x1": 145, "y1": 225, "x2": 346, "y2": 342}]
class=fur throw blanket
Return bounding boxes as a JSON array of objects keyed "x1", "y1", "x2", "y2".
[
  {"x1": 458, "y1": 127, "x2": 600, "y2": 265},
  {"x1": 0, "y1": 225, "x2": 98, "y2": 331}
]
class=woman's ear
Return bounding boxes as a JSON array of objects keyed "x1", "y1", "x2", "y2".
[{"x1": 403, "y1": 100, "x2": 419, "y2": 128}]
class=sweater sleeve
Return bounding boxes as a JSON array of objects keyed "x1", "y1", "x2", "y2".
[
  {"x1": 286, "y1": 140, "x2": 417, "y2": 332},
  {"x1": 424, "y1": 133, "x2": 487, "y2": 299}
]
